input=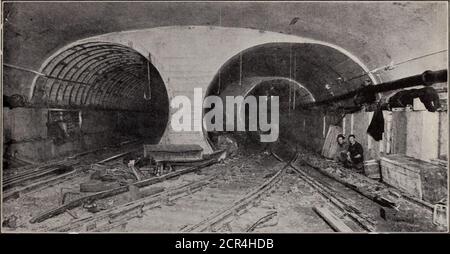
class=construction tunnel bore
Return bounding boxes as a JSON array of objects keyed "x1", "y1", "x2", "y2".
[{"x1": 1, "y1": 1, "x2": 448, "y2": 234}]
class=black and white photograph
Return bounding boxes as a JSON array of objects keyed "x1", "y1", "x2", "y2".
[{"x1": 0, "y1": 1, "x2": 448, "y2": 236}]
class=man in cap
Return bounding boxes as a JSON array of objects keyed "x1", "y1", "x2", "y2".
[{"x1": 345, "y1": 134, "x2": 365, "y2": 173}]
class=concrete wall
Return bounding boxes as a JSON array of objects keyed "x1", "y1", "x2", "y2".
[
  {"x1": 438, "y1": 112, "x2": 448, "y2": 160},
  {"x1": 390, "y1": 110, "x2": 447, "y2": 162},
  {"x1": 3, "y1": 108, "x2": 157, "y2": 163},
  {"x1": 279, "y1": 110, "x2": 342, "y2": 154},
  {"x1": 405, "y1": 111, "x2": 439, "y2": 161},
  {"x1": 280, "y1": 105, "x2": 447, "y2": 164}
]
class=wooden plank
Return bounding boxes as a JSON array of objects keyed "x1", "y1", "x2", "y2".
[
  {"x1": 391, "y1": 111, "x2": 407, "y2": 154},
  {"x1": 321, "y1": 125, "x2": 342, "y2": 159},
  {"x1": 80, "y1": 181, "x2": 122, "y2": 193},
  {"x1": 313, "y1": 206, "x2": 353, "y2": 232},
  {"x1": 96, "y1": 150, "x2": 136, "y2": 164},
  {"x1": 288, "y1": 163, "x2": 375, "y2": 231}
]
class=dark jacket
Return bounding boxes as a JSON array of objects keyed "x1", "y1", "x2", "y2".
[{"x1": 348, "y1": 141, "x2": 364, "y2": 164}]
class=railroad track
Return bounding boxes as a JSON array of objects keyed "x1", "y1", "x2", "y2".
[
  {"x1": 9, "y1": 148, "x2": 382, "y2": 233},
  {"x1": 46, "y1": 150, "x2": 375, "y2": 233},
  {"x1": 21, "y1": 151, "x2": 222, "y2": 232},
  {"x1": 86, "y1": 150, "x2": 363, "y2": 233},
  {"x1": 177, "y1": 151, "x2": 375, "y2": 233},
  {"x1": 53, "y1": 172, "x2": 222, "y2": 232},
  {"x1": 37, "y1": 152, "x2": 284, "y2": 232},
  {"x1": 180, "y1": 153, "x2": 297, "y2": 232},
  {"x1": 271, "y1": 152, "x2": 376, "y2": 232},
  {"x1": 2, "y1": 141, "x2": 143, "y2": 201}
]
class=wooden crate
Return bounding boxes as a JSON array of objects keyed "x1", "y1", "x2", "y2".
[
  {"x1": 143, "y1": 144, "x2": 203, "y2": 161},
  {"x1": 380, "y1": 155, "x2": 423, "y2": 199},
  {"x1": 380, "y1": 154, "x2": 447, "y2": 203},
  {"x1": 364, "y1": 159, "x2": 381, "y2": 180}
]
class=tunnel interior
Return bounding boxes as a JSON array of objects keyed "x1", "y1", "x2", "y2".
[
  {"x1": 204, "y1": 43, "x2": 371, "y2": 148},
  {"x1": 31, "y1": 41, "x2": 169, "y2": 114},
  {"x1": 1, "y1": 2, "x2": 448, "y2": 234},
  {"x1": 3, "y1": 42, "x2": 169, "y2": 165}
]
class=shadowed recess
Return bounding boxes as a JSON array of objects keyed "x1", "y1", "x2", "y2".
[
  {"x1": 206, "y1": 43, "x2": 370, "y2": 105},
  {"x1": 203, "y1": 42, "x2": 372, "y2": 147},
  {"x1": 30, "y1": 42, "x2": 169, "y2": 114}
]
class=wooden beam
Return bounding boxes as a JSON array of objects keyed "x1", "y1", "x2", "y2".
[{"x1": 313, "y1": 206, "x2": 353, "y2": 233}]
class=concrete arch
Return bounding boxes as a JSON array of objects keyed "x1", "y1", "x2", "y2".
[
  {"x1": 29, "y1": 41, "x2": 168, "y2": 113},
  {"x1": 203, "y1": 76, "x2": 316, "y2": 148},
  {"x1": 240, "y1": 76, "x2": 315, "y2": 102},
  {"x1": 215, "y1": 76, "x2": 316, "y2": 126},
  {"x1": 203, "y1": 39, "x2": 376, "y2": 151},
  {"x1": 205, "y1": 41, "x2": 377, "y2": 101},
  {"x1": 28, "y1": 26, "x2": 377, "y2": 153}
]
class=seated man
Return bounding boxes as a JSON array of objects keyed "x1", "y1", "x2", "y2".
[
  {"x1": 344, "y1": 134, "x2": 365, "y2": 173},
  {"x1": 334, "y1": 134, "x2": 349, "y2": 164}
]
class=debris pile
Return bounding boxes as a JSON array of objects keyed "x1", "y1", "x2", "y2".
[
  {"x1": 82, "y1": 155, "x2": 158, "y2": 193},
  {"x1": 217, "y1": 135, "x2": 239, "y2": 156}
]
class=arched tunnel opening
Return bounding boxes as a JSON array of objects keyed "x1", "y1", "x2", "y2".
[
  {"x1": 33, "y1": 42, "x2": 169, "y2": 144},
  {"x1": 4, "y1": 42, "x2": 169, "y2": 166},
  {"x1": 203, "y1": 42, "x2": 372, "y2": 152},
  {"x1": 31, "y1": 41, "x2": 169, "y2": 114}
]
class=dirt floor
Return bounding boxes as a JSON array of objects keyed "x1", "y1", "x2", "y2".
[{"x1": 1, "y1": 142, "x2": 446, "y2": 233}]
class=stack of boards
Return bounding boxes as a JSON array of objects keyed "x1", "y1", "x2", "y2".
[{"x1": 321, "y1": 125, "x2": 342, "y2": 159}]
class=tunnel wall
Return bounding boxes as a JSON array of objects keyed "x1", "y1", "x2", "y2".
[
  {"x1": 3, "y1": 107, "x2": 155, "y2": 163},
  {"x1": 4, "y1": 26, "x2": 447, "y2": 156},
  {"x1": 280, "y1": 104, "x2": 448, "y2": 163},
  {"x1": 279, "y1": 110, "x2": 344, "y2": 156},
  {"x1": 390, "y1": 110, "x2": 447, "y2": 161}
]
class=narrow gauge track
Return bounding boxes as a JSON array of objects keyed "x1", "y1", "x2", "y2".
[
  {"x1": 41, "y1": 160, "x2": 221, "y2": 231},
  {"x1": 83, "y1": 151, "x2": 363, "y2": 233},
  {"x1": 2, "y1": 140, "x2": 142, "y2": 201},
  {"x1": 180, "y1": 153, "x2": 298, "y2": 232},
  {"x1": 26, "y1": 150, "x2": 380, "y2": 233},
  {"x1": 271, "y1": 152, "x2": 376, "y2": 232},
  {"x1": 179, "y1": 151, "x2": 376, "y2": 233},
  {"x1": 41, "y1": 152, "x2": 291, "y2": 232}
]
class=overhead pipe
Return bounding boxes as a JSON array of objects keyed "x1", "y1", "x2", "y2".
[{"x1": 299, "y1": 69, "x2": 447, "y2": 108}]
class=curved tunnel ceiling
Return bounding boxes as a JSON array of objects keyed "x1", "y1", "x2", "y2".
[
  {"x1": 3, "y1": 2, "x2": 446, "y2": 113},
  {"x1": 204, "y1": 42, "x2": 371, "y2": 146},
  {"x1": 30, "y1": 42, "x2": 169, "y2": 113},
  {"x1": 206, "y1": 43, "x2": 370, "y2": 105},
  {"x1": 248, "y1": 77, "x2": 315, "y2": 108},
  {"x1": 4, "y1": 2, "x2": 446, "y2": 80}
]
